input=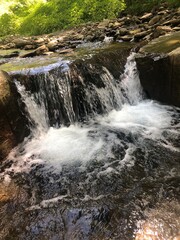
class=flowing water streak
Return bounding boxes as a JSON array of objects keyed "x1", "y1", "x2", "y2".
[{"x1": 121, "y1": 52, "x2": 143, "y2": 104}]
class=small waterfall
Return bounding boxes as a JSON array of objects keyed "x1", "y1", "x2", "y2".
[
  {"x1": 15, "y1": 81, "x2": 49, "y2": 134},
  {"x1": 121, "y1": 53, "x2": 143, "y2": 105},
  {"x1": 14, "y1": 52, "x2": 143, "y2": 131}
]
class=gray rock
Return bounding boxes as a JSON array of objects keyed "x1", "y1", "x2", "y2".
[
  {"x1": 136, "y1": 31, "x2": 180, "y2": 107},
  {"x1": 0, "y1": 71, "x2": 29, "y2": 160},
  {"x1": 13, "y1": 39, "x2": 33, "y2": 48}
]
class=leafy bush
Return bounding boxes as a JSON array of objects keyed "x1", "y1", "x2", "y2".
[{"x1": 0, "y1": 0, "x2": 125, "y2": 36}]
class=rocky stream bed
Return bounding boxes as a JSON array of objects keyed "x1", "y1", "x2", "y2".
[{"x1": 0, "y1": 4, "x2": 180, "y2": 240}]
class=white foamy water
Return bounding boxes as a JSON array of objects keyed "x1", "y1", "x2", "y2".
[
  {"x1": 3, "y1": 100, "x2": 179, "y2": 176},
  {"x1": 121, "y1": 53, "x2": 143, "y2": 104},
  {"x1": 98, "y1": 101, "x2": 173, "y2": 137},
  {"x1": 2, "y1": 53, "x2": 180, "y2": 177}
]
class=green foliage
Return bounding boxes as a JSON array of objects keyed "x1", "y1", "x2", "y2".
[
  {"x1": 0, "y1": 0, "x2": 125, "y2": 36},
  {"x1": 0, "y1": 0, "x2": 179, "y2": 37},
  {"x1": 0, "y1": 13, "x2": 16, "y2": 36}
]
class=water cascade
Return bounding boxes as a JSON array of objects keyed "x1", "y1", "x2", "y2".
[{"x1": 0, "y1": 52, "x2": 179, "y2": 240}]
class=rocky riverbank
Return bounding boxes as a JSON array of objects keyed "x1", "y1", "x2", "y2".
[{"x1": 0, "y1": 4, "x2": 179, "y2": 58}]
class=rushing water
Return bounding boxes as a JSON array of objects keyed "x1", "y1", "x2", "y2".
[{"x1": 0, "y1": 53, "x2": 180, "y2": 240}]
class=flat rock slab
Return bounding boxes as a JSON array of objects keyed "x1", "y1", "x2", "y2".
[
  {"x1": 136, "y1": 31, "x2": 180, "y2": 107},
  {"x1": 139, "y1": 31, "x2": 180, "y2": 54}
]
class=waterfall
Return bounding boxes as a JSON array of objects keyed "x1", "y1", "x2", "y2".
[
  {"x1": 4, "y1": 51, "x2": 179, "y2": 173},
  {"x1": 14, "y1": 52, "x2": 143, "y2": 132},
  {"x1": 120, "y1": 53, "x2": 143, "y2": 104}
]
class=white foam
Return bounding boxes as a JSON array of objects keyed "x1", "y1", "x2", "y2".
[
  {"x1": 3, "y1": 100, "x2": 177, "y2": 176},
  {"x1": 98, "y1": 101, "x2": 172, "y2": 138}
]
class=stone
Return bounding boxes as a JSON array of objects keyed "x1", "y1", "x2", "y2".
[
  {"x1": 24, "y1": 45, "x2": 36, "y2": 50},
  {"x1": 113, "y1": 21, "x2": 123, "y2": 28},
  {"x1": 118, "y1": 28, "x2": 129, "y2": 36},
  {"x1": 13, "y1": 38, "x2": 33, "y2": 48},
  {"x1": 173, "y1": 236, "x2": 180, "y2": 240},
  {"x1": 47, "y1": 40, "x2": 59, "y2": 51},
  {"x1": 35, "y1": 45, "x2": 49, "y2": 55},
  {"x1": 173, "y1": 27, "x2": 180, "y2": 31},
  {"x1": 57, "y1": 48, "x2": 74, "y2": 54},
  {"x1": 163, "y1": 19, "x2": 180, "y2": 26},
  {"x1": 134, "y1": 30, "x2": 150, "y2": 40},
  {"x1": 34, "y1": 37, "x2": 45, "y2": 44},
  {"x1": 120, "y1": 35, "x2": 132, "y2": 42},
  {"x1": 140, "y1": 13, "x2": 153, "y2": 21},
  {"x1": 129, "y1": 29, "x2": 141, "y2": 35},
  {"x1": 158, "y1": 10, "x2": 168, "y2": 15},
  {"x1": 149, "y1": 15, "x2": 161, "y2": 25},
  {"x1": 20, "y1": 51, "x2": 37, "y2": 58},
  {"x1": 156, "y1": 25, "x2": 173, "y2": 33},
  {"x1": 42, "y1": 51, "x2": 55, "y2": 56},
  {"x1": 97, "y1": 19, "x2": 110, "y2": 29},
  {"x1": 136, "y1": 31, "x2": 180, "y2": 107},
  {"x1": 0, "y1": 71, "x2": 29, "y2": 160}
]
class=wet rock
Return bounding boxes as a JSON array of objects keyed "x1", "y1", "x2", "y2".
[
  {"x1": 136, "y1": 32, "x2": 180, "y2": 107},
  {"x1": 0, "y1": 71, "x2": 29, "y2": 160}
]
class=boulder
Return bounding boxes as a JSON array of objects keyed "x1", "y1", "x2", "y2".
[
  {"x1": 47, "y1": 40, "x2": 59, "y2": 51},
  {"x1": 136, "y1": 32, "x2": 180, "y2": 107},
  {"x1": 0, "y1": 71, "x2": 29, "y2": 161},
  {"x1": 13, "y1": 39, "x2": 33, "y2": 48}
]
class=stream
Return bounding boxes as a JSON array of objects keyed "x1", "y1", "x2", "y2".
[{"x1": 0, "y1": 47, "x2": 180, "y2": 240}]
